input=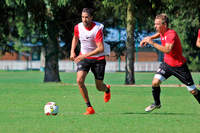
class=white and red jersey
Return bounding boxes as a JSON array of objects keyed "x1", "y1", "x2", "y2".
[
  {"x1": 160, "y1": 29, "x2": 186, "y2": 67},
  {"x1": 74, "y1": 22, "x2": 106, "y2": 60},
  {"x1": 198, "y1": 29, "x2": 200, "y2": 38}
]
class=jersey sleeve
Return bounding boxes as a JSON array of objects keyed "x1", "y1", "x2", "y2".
[
  {"x1": 74, "y1": 24, "x2": 79, "y2": 37},
  {"x1": 95, "y1": 29, "x2": 103, "y2": 43},
  {"x1": 198, "y1": 29, "x2": 200, "y2": 38},
  {"x1": 165, "y1": 31, "x2": 176, "y2": 45}
]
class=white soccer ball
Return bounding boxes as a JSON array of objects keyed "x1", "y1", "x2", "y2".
[{"x1": 44, "y1": 102, "x2": 59, "y2": 115}]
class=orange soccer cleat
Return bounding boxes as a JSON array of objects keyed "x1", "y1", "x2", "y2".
[
  {"x1": 104, "y1": 85, "x2": 111, "y2": 103},
  {"x1": 83, "y1": 107, "x2": 95, "y2": 115}
]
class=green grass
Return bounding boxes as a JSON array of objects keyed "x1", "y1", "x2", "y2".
[{"x1": 0, "y1": 71, "x2": 200, "y2": 133}]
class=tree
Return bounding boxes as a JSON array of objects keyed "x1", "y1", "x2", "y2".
[
  {"x1": 1, "y1": 0, "x2": 65, "y2": 82},
  {"x1": 26, "y1": 0, "x2": 108, "y2": 82},
  {"x1": 102, "y1": 0, "x2": 135, "y2": 84},
  {"x1": 125, "y1": 1, "x2": 135, "y2": 84},
  {"x1": 1, "y1": 0, "x2": 106, "y2": 82},
  {"x1": 163, "y1": 0, "x2": 200, "y2": 71},
  {"x1": 0, "y1": 0, "x2": 26, "y2": 55},
  {"x1": 102, "y1": 0, "x2": 160, "y2": 84}
]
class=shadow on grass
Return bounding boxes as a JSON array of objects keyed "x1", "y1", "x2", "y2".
[{"x1": 121, "y1": 112, "x2": 196, "y2": 116}]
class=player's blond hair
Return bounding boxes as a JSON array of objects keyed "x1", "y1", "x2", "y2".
[{"x1": 156, "y1": 13, "x2": 169, "y2": 26}]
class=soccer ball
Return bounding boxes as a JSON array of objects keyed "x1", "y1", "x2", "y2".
[{"x1": 44, "y1": 102, "x2": 59, "y2": 115}]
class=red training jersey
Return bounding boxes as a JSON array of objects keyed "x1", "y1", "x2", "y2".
[{"x1": 160, "y1": 29, "x2": 186, "y2": 67}]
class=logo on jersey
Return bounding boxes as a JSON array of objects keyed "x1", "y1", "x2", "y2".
[
  {"x1": 161, "y1": 36, "x2": 167, "y2": 41},
  {"x1": 86, "y1": 36, "x2": 92, "y2": 39}
]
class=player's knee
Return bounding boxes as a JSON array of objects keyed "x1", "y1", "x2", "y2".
[
  {"x1": 77, "y1": 78, "x2": 84, "y2": 86},
  {"x1": 190, "y1": 89, "x2": 198, "y2": 95},
  {"x1": 152, "y1": 80, "x2": 160, "y2": 87}
]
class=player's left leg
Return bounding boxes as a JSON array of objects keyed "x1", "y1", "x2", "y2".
[
  {"x1": 189, "y1": 87, "x2": 200, "y2": 104},
  {"x1": 95, "y1": 80, "x2": 109, "y2": 92},
  {"x1": 172, "y1": 63, "x2": 200, "y2": 104},
  {"x1": 95, "y1": 80, "x2": 111, "y2": 102},
  {"x1": 92, "y1": 59, "x2": 111, "y2": 102}
]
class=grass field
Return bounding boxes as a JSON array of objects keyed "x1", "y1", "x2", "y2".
[{"x1": 0, "y1": 71, "x2": 200, "y2": 133}]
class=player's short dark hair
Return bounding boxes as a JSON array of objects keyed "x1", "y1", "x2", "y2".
[
  {"x1": 156, "y1": 13, "x2": 169, "y2": 26},
  {"x1": 82, "y1": 8, "x2": 94, "y2": 17}
]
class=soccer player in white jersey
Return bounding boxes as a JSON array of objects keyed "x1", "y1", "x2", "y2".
[{"x1": 70, "y1": 8, "x2": 111, "y2": 115}]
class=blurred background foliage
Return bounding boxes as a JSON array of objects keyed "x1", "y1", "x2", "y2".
[{"x1": 0, "y1": 0, "x2": 199, "y2": 71}]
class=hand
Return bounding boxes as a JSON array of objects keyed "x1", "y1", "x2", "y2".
[
  {"x1": 140, "y1": 37, "x2": 154, "y2": 47},
  {"x1": 144, "y1": 37, "x2": 154, "y2": 45},
  {"x1": 70, "y1": 52, "x2": 76, "y2": 61},
  {"x1": 74, "y1": 54, "x2": 86, "y2": 63},
  {"x1": 140, "y1": 36, "x2": 151, "y2": 47},
  {"x1": 140, "y1": 39, "x2": 147, "y2": 47}
]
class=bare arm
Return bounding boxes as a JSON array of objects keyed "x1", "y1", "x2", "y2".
[
  {"x1": 70, "y1": 36, "x2": 79, "y2": 61},
  {"x1": 196, "y1": 37, "x2": 200, "y2": 48},
  {"x1": 149, "y1": 32, "x2": 160, "y2": 39},
  {"x1": 74, "y1": 41, "x2": 104, "y2": 63},
  {"x1": 140, "y1": 32, "x2": 160, "y2": 47},
  {"x1": 145, "y1": 38, "x2": 173, "y2": 53},
  {"x1": 84, "y1": 42, "x2": 104, "y2": 57},
  {"x1": 152, "y1": 42, "x2": 173, "y2": 53}
]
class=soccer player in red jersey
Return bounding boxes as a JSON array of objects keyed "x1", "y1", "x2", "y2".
[
  {"x1": 196, "y1": 29, "x2": 200, "y2": 48},
  {"x1": 70, "y1": 8, "x2": 111, "y2": 115},
  {"x1": 140, "y1": 13, "x2": 200, "y2": 112}
]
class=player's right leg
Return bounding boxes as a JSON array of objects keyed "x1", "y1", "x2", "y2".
[
  {"x1": 145, "y1": 62, "x2": 171, "y2": 112},
  {"x1": 77, "y1": 71, "x2": 89, "y2": 104},
  {"x1": 145, "y1": 77, "x2": 162, "y2": 112},
  {"x1": 77, "y1": 59, "x2": 95, "y2": 115},
  {"x1": 77, "y1": 71, "x2": 95, "y2": 115}
]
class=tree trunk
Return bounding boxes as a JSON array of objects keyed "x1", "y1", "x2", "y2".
[
  {"x1": 125, "y1": 2, "x2": 135, "y2": 84},
  {"x1": 44, "y1": 21, "x2": 61, "y2": 82},
  {"x1": 40, "y1": 47, "x2": 45, "y2": 72}
]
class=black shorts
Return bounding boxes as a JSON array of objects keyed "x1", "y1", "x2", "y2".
[
  {"x1": 77, "y1": 58, "x2": 106, "y2": 80},
  {"x1": 156, "y1": 62, "x2": 194, "y2": 86}
]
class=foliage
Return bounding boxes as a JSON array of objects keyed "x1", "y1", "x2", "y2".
[
  {"x1": 0, "y1": 0, "x2": 199, "y2": 72},
  {"x1": 102, "y1": 0, "x2": 200, "y2": 72},
  {"x1": 102, "y1": 0, "x2": 165, "y2": 31},
  {"x1": 163, "y1": 0, "x2": 200, "y2": 71},
  {"x1": 101, "y1": 0, "x2": 165, "y2": 58}
]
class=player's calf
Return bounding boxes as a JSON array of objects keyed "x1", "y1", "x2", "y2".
[
  {"x1": 190, "y1": 89, "x2": 198, "y2": 95},
  {"x1": 189, "y1": 88, "x2": 200, "y2": 104}
]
